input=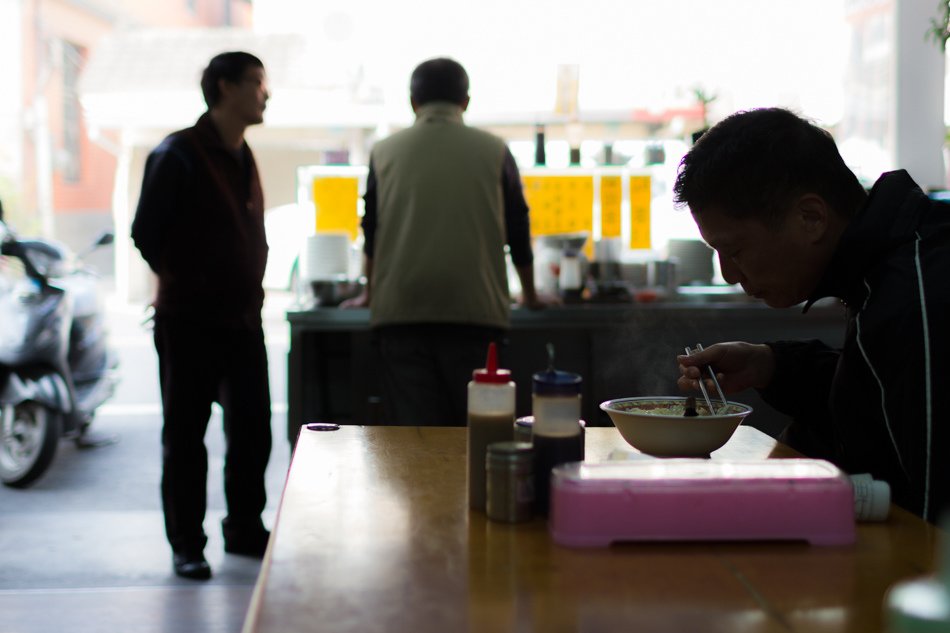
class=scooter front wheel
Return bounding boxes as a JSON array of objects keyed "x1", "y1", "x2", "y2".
[{"x1": 0, "y1": 401, "x2": 61, "y2": 488}]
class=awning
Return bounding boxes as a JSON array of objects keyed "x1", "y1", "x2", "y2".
[{"x1": 79, "y1": 27, "x2": 385, "y2": 131}]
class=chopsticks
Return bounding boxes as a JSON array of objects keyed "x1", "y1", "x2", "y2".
[{"x1": 684, "y1": 344, "x2": 727, "y2": 415}]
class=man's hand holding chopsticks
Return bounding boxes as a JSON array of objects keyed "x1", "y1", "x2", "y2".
[{"x1": 677, "y1": 342, "x2": 776, "y2": 395}]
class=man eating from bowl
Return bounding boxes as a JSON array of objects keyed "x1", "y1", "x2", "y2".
[{"x1": 673, "y1": 107, "x2": 950, "y2": 523}]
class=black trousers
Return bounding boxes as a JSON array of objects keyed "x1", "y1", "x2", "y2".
[
  {"x1": 375, "y1": 324, "x2": 505, "y2": 426},
  {"x1": 153, "y1": 316, "x2": 272, "y2": 555}
]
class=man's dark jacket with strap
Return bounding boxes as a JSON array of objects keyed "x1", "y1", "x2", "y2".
[
  {"x1": 760, "y1": 170, "x2": 950, "y2": 521},
  {"x1": 131, "y1": 112, "x2": 268, "y2": 329}
]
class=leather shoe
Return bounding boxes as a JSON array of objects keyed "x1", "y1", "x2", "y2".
[
  {"x1": 224, "y1": 529, "x2": 271, "y2": 558},
  {"x1": 173, "y1": 552, "x2": 212, "y2": 580}
]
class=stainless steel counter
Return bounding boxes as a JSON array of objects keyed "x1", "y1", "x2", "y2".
[
  {"x1": 287, "y1": 300, "x2": 832, "y2": 329},
  {"x1": 285, "y1": 301, "x2": 846, "y2": 447}
]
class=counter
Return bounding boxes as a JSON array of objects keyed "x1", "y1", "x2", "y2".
[
  {"x1": 286, "y1": 301, "x2": 846, "y2": 446},
  {"x1": 243, "y1": 425, "x2": 939, "y2": 633}
]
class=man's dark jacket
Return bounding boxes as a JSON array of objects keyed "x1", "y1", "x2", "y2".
[
  {"x1": 131, "y1": 113, "x2": 267, "y2": 328},
  {"x1": 761, "y1": 170, "x2": 950, "y2": 521}
]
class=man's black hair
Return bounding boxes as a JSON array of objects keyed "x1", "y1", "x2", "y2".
[
  {"x1": 200, "y1": 51, "x2": 265, "y2": 109},
  {"x1": 409, "y1": 58, "x2": 469, "y2": 107},
  {"x1": 673, "y1": 108, "x2": 867, "y2": 226}
]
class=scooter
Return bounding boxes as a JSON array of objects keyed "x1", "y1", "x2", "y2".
[{"x1": 0, "y1": 219, "x2": 119, "y2": 487}]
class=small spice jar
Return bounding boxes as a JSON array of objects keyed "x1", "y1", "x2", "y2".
[
  {"x1": 513, "y1": 416, "x2": 534, "y2": 443},
  {"x1": 486, "y1": 441, "x2": 534, "y2": 523}
]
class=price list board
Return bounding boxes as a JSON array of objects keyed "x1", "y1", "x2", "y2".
[
  {"x1": 521, "y1": 175, "x2": 594, "y2": 236},
  {"x1": 629, "y1": 175, "x2": 651, "y2": 250},
  {"x1": 600, "y1": 175, "x2": 622, "y2": 238},
  {"x1": 312, "y1": 177, "x2": 360, "y2": 240}
]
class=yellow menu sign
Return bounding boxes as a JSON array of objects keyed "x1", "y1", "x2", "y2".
[
  {"x1": 522, "y1": 175, "x2": 594, "y2": 236},
  {"x1": 600, "y1": 175, "x2": 622, "y2": 238},
  {"x1": 313, "y1": 177, "x2": 360, "y2": 240},
  {"x1": 629, "y1": 175, "x2": 651, "y2": 250}
]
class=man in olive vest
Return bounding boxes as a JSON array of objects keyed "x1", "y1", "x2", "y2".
[{"x1": 344, "y1": 57, "x2": 545, "y2": 426}]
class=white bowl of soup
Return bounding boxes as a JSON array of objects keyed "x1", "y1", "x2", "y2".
[{"x1": 599, "y1": 396, "x2": 752, "y2": 457}]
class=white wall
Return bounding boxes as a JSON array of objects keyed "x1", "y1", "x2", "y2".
[{"x1": 895, "y1": 0, "x2": 946, "y2": 190}]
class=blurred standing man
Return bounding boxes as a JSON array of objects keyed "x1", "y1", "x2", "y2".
[
  {"x1": 674, "y1": 108, "x2": 949, "y2": 522},
  {"x1": 344, "y1": 57, "x2": 547, "y2": 425},
  {"x1": 132, "y1": 52, "x2": 273, "y2": 580}
]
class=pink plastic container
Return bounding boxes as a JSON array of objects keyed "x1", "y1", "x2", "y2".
[{"x1": 549, "y1": 459, "x2": 855, "y2": 547}]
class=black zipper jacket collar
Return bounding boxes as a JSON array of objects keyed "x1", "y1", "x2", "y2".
[{"x1": 803, "y1": 169, "x2": 928, "y2": 312}]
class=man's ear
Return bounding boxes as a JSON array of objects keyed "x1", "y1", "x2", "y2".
[
  {"x1": 217, "y1": 78, "x2": 233, "y2": 104},
  {"x1": 794, "y1": 194, "x2": 831, "y2": 243},
  {"x1": 460, "y1": 96, "x2": 470, "y2": 112}
]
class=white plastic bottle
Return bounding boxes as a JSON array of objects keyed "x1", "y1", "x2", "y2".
[
  {"x1": 467, "y1": 342, "x2": 516, "y2": 511},
  {"x1": 849, "y1": 473, "x2": 891, "y2": 521}
]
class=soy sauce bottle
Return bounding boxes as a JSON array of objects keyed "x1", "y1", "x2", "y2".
[
  {"x1": 531, "y1": 345, "x2": 583, "y2": 515},
  {"x1": 467, "y1": 342, "x2": 516, "y2": 511}
]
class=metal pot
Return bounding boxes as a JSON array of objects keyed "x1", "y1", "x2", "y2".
[{"x1": 310, "y1": 279, "x2": 363, "y2": 307}]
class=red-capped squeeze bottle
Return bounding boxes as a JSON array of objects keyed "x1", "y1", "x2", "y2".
[{"x1": 468, "y1": 342, "x2": 516, "y2": 511}]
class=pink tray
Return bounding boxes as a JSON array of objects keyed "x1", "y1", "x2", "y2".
[{"x1": 549, "y1": 459, "x2": 855, "y2": 547}]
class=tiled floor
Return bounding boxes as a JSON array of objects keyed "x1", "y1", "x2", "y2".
[
  {"x1": 0, "y1": 585, "x2": 256, "y2": 633},
  {"x1": 0, "y1": 293, "x2": 295, "y2": 633}
]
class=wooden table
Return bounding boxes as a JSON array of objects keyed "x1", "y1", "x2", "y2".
[{"x1": 243, "y1": 425, "x2": 940, "y2": 633}]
